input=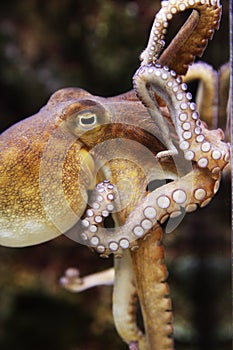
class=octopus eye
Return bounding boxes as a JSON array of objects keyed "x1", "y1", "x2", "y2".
[{"x1": 79, "y1": 113, "x2": 97, "y2": 129}]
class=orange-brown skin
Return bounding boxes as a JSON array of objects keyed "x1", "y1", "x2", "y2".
[
  {"x1": 0, "y1": 89, "x2": 93, "y2": 246},
  {"x1": 0, "y1": 1, "x2": 229, "y2": 350},
  {"x1": 131, "y1": 227, "x2": 174, "y2": 350},
  {"x1": 0, "y1": 86, "x2": 175, "y2": 247}
]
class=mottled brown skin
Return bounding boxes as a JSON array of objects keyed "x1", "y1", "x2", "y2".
[
  {"x1": 0, "y1": 86, "x2": 177, "y2": 247},
  {"x1": 0, "y1": 89, "x2": 92, "y2": 245},
  {"x1": 0, "y1": 82, "x2": 179, "y2": 350},
  {"x1": 0, "y1": 1, "x2": 229, "y2": 350}
]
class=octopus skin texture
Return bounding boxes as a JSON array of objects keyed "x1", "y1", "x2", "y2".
[
  {"x1": 61, "y1": 1, "x2": 230, "y2": 348},
  {"x1": 0, "y1": 0, "x2": 230, "y2": 349}
]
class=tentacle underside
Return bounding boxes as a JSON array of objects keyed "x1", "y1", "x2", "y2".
[
  {"x1": 133, "y1": 64, "x2": 230, "y2": 172},
  {"x1": 78, "y1": 0, "x2": 229, "y2": 257},
  {"x1": 62, "y1": 1, "x2": 229, "y2": 349},
  {"x1": 131, "y1": 227, "x2": 174, "y2": 350},
  {"x1": 80, "y1": 166, "x2": 221, "y2": 256},
  {"x1": 140, "y1": 0, "x2": 222, "y2": 75}
]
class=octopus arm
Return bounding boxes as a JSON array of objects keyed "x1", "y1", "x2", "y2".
[{"x1": 140, "y1": 0, "x2": 222, "y2": 76}]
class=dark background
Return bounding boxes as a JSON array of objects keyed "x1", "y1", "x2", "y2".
[{"x1": 0, "y1": 1, "x2": 231, "y2": 349}]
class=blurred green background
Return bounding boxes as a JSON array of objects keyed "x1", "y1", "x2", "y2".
[{"x1": 0, "y1": 1, "x2": 230, "y2": 349}]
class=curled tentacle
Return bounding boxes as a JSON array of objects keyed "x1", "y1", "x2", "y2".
[
  {"x1": 77, "y1": 0, "x2": 229, "y2": 257},
  {"x1": 183, "y1": 62, "x2": 219, "y2": 128},
  {"x1": 79, "y1": 166, "x2": 221, "y2": 256},
  {"x1": 60, "y1": 254, "x2": 148, "y2": 348},
  {"x1": 80, "y1": 180, "x2": 116, "y2": 240},
  {"x1": 140, "y1": 0, "x2": 222, "y2": 75},
  {"x1": 133, "y1": 64, "x2": 230, "y2": 173}
]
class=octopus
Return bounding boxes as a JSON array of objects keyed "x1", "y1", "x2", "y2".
[{"x1": 0, "y1": 1, "x2": 230, "y2": 349}]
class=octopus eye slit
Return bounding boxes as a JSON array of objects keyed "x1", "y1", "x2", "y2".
[
  {"x1": 79, "y1": 114, "x2": 97, "y2": 128},
  {"x1": 147, "y1": 179, "x2": 173, "y2": 192}
]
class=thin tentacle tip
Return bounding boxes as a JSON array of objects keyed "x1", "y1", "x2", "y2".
[
  {"x1": 129, "y1": 341, "x2": 139, "y2": 350},
  {"x1": 156, "y1": 149, "x2": 179, "y2": 160},
  {"x1": 59, "y1": 267, "x2": 82, "y2": 288}
]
